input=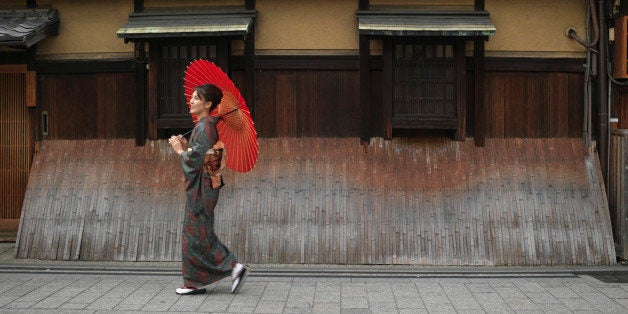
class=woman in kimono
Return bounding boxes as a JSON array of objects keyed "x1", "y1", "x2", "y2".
[{"x1": 168, "y1": 84, "x2": 247, "y2": 295}]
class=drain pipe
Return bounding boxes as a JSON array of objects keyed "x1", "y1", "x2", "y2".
[{"x1": 598, "y1": 0, "x2": 609, "y2": 180}]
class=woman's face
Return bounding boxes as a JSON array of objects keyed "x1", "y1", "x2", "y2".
[{"x1": 189, "y1": 90, "x2": 211, "y2": 117}]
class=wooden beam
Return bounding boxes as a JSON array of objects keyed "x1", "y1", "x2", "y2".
[
  {"x1": 245, "y1": 0, "x2": 255, "y2": 10},
  {"x1": 383, "y1": 39, "x2": 393, "y2": 140},
  {"x1": 359, "y1": 0, "x2": 369, "y2": 10},
  {"x1": 245, "y1": 20, "x2": 255, "y2": 118},
  {"x1": 474, "y1": 0, "x2": 486, "y2": 146},
  {"x1": 135, "y1": 42, "x2": 146, "y2": 146},
  {"x1": 474, "y1": 40, "x2": 485, "y2": 146},
  {"x1": 455, "y1": 39, "x2": 466, "y2": 141},
  {"x1": 134, "y1": 0, "x2": 143, "y2": 13},
  {"x1": 359, "y1": 35, "x2": 371, "y2": 143},
  {"x1": 148, "y1": 41, "x2": 159, "y2": 140}
]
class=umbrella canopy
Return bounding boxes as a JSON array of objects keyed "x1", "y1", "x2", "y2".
[{"x1": 184, "y1": 60, "x2": 258, "y2": 173}]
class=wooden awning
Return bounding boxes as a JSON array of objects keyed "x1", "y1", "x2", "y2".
[
  {"x1": 0, "y1": 9, "x2": 59, "y2": 48},
  {"x1": 117, "y1": 7, "x2": 256, "y2": 42},
  {"x1": 357, "y1": 10, "x2": 495, "y2": 37}
]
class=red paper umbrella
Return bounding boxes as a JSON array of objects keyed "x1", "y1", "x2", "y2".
[{"x1": 184, "y1": 59, "x2": 258, "y2": 173}]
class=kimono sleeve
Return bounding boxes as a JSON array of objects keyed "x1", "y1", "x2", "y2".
[{"x1": 180, "y1": 123, "x2": 216, "y2": 177}]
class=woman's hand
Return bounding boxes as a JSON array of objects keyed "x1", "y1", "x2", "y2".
[
  {"x1": 168, "y1": 135, "x2": 184, "y2": 155},
  {"x1": 179, "y1": 136, "x2": 189, "y2": 151}
]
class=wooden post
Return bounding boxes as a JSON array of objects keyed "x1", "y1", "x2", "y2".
[
  {"x1": 383, "y1": 39, "x2": 393, "y2": 140},
  {"x1": 359, "y1": 35, "x2": 370, "y2": 144},
  {"x1": 455, "y1": 39, "x2": 466, "y2": 141},
  {"x1": 359, "y1": 0, "x2": 370, "y2": 144},
  {"x1": 474, "y1": 0, "x2": 486, "y2": 146},
  {"x1": 245, "y1": 0, "x2": 256, "y2": 118},
  {"x1": 148, "y1": 41, "x2": 159, "y2": 140},
  {"x1": 135, "y1": 42, "x2": 146, "y2": 146},
  {"x1": 134, "y1": 0, "x2": 143, "y2": 13}
]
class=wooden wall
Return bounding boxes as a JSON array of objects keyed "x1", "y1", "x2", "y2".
[
  {"x1": 39, "y1": 73, "x2": 136, "y2": 139},
  {"x1": 16, "y1": 137, "x2": 615, "y2": 265},
  {"x1": 32, "y1": 57, "x2": 587, "y2": 141},
  {"x1": 254, "y1": 70, "x2": 361, "y2": 138},
  {"x1": 484, "y1": 72, "x2": 584, "y2": 137},
  {"x1": 612, "y1": 84, "x2": 628, "y2": 129},
  {"x1": 245, "y1": 57, "x2": 585, "y2": 140}
]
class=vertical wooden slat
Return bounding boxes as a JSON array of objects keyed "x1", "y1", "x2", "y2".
[
  {"x1": 1, "y1": 65, "x2": 31, "y2": 234},
  {"x1": 15, "y1": 137, "x2": 615, "y2": 265}
]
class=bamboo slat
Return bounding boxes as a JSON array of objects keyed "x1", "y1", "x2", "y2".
[{"x1": 15, "y1": 137, "x2": 616, "y2": 265}]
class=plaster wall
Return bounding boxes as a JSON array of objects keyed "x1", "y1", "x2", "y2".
[
  {"x1": 29, "y1": 0, "x2": 588, "y2": 58},
  {"x1": 255, "y1": 0, "x2": 359, "y2": 55},
  {"x1": 36, "y1": 0, "x2": 134, "y2": 60},
  {"x1": 485, "y1": 0, "x2": 588, "y2": 58}
]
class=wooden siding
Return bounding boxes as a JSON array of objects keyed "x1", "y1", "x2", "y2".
[
  {"x1": 612, "y1": 84, "x2": 628, "y2": 129},
  {"x1": 246, "y1": 57, "x2": 585, "y2": 139},
  {"x1": 17, "y1": 137, "x2": 614, "y2": 265},
  {"x1": 484, "y1": 72, "x2": 584, "y2": 138},
  {"x1": 610, "y1": 129, "x2": 628, "y2": 259},
  {"x1": 0, "y1": 66, "x2": 34, "y2": 222},
  {"x1": 38, "y1": 73, "x2": 136, "y2": 140},
  {"x1": 254, "y1": 70, "x2": 361, "y2": 138}
]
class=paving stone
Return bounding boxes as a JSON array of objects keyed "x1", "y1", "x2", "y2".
[
  {"x1": 341, "y1": 297, "x2": 368, "y2": 309},
  {"x1": 255, "y1": 300, "x2": 286, "y2": 313},
  {"x1": 579, "y1": 292, "x2": 627, "y2": 312},
  {"x1": 415, "y1": 282, "x2": 445, "y2": 293},
  {"x1": 466, "y1": 283, "x2": 495, "y2": 293},
  {"x1": 545, "y1": 286, "x2": 580, "y2": 299},
  {"x1": 473, "y1": 292, "x2": 509, "y2": 307},
  {"x1": 265, "y1": 281, "x2": 292, "y2": 291},
  {"x1": 424, "y1": 302, "x2": 457, "y2": 313},
  {"x1": 395, "y1": 295, "x2": 425, "y2": 309},
  {"x1": 514, "y1": 281, "x2": 546, "y2": 293},
  {"x1": 341, "y1": 283, "x2": 367, "y2": 297},
  {"x1": 57, "y1": 302, "x2": 88, "y2": 310},
  {"x1": 314, "y1": 290, "x2": 340, "y2": 303},
  {"x1": 31, "y1": 296, "x2": 71, "y2": 309},
  {"x1": 367, "y1": 290, "x2": 395, "y2": 303},
  {"x1": 493, "y1": 286, "x2": 528, "y2": 302},
  {"x1": 559, "y1": 297, "x2": 598, "y2": 311},
  {"x1": 3, "y1": 301, "x2": 36, "y2": 309},
  {"x1": 312, "y1": 302, "x2": 340, "y2": 313},
  {"x1": 399, "y1": 309, "x2": 428, "y2": 314},
  {"x1": 525, "y1": 292, "x2": 561, "y2": 304},
  {"x1": 114, "y1": 302, "x2": 144, "y2": 311},
  {"x1": 597, "y1": 286, "x2": 628, "y2": 299},
  {"x1": 615, "y1": 298, "x2": 628, "y2": 307},
  {"x1": 261, "y1": 288, "x2": 289, "y2": 302},
  {"x1": 535, "y1": 302, "x2": 573, "y2": 313},
  {"x1": 369, "y1": 301, "x2": 398, "y2": 313},
  {"x1": 85, "y1": 296, "x2": 124, "y2": 310}
]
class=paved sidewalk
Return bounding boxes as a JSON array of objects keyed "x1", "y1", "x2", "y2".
[{"x1": 2, "y1": 244, "x2": 628, "y2": 313}]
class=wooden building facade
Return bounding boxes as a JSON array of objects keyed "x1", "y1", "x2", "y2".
[{"x1": 1, "y1": 0, "x2": 626, "y2": 264}]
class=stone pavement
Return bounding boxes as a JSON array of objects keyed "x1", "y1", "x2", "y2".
[{"x1": 2, "y1": 243, "x2": 628, "y2": 313}]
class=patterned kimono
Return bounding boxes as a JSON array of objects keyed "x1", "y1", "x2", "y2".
[{"x1": 179, "y1": 115, "x2": 237, "y2": 287}]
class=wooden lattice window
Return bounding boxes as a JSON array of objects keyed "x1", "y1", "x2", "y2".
[
  {"x1": 392, "y1": 42, "x2": 457, "y2": 129},
  {"x1": 152, "y1": 41, "x2": 217, "y2": 134}
]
